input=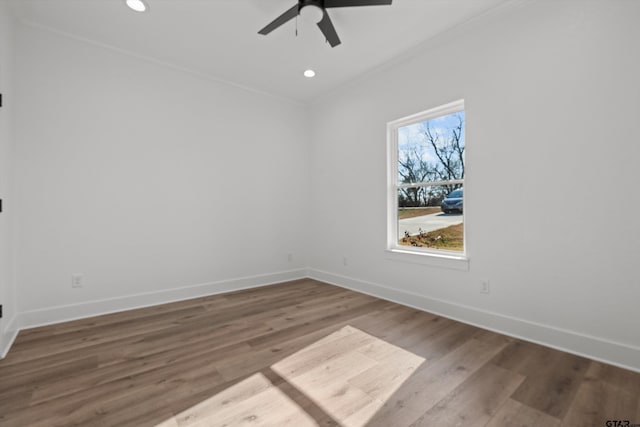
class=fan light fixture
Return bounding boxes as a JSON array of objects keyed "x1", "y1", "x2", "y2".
[
  {"x1": 304, "y1": 69, "x2": 316, "y2": 78},
  {"x1": 299, "y1": 4, "x2": 324, "y2": 24},
  {"x1": 126, "y1": 0, "x2": 147, "y2": 12}
]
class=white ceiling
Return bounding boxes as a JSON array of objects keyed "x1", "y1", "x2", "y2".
[{"x1": 9, "y1": 0, "x2": 510, "y2": 103}]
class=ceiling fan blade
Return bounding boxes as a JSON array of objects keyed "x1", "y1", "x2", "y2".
[
  {"x1": 324, "y1": 0, "x2": 392, "y2": 8},
  {"x1": 258, "y1": 4, "x2": 299, "y2": 35},
  {"x1": 317, "y1": 10, "x2": 341, "y2": 47}
]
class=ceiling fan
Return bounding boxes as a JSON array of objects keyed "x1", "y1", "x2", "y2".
[{"x1": 258, "y1": 0, "x2": 393, "y2": 48}]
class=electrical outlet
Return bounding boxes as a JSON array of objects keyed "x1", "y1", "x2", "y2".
[
  {"x1": 343, "y1": 256, "x2": 348, "y2": 266},
  {"x1": 287, "y1": 253, "x2": 293, "y2": 262},
  {"x1": 480, "y1": 280, "x2": 490, "y2": 294},
  {"x1": 71, "y1": 274, "x2": 83, "y2": 288}
]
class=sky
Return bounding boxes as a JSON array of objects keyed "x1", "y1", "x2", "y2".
[{"x1": 398, "y1": 111, "x2": 465, "y2": 164}]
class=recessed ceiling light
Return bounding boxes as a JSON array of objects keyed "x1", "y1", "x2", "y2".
[
  {"x1": 126, "y1": 0, "x2": 147, "y2": 13},
  {"x1": 303, "y1": 69, "x2": 316, "y2": 78}
]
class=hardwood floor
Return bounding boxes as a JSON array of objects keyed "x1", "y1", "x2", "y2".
[{"x1": 1, "y1": 279, "x2": 638, "y2": 426}]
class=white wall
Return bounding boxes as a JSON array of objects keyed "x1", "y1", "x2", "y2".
[
  {"x1": 13, "y1": 23, "x2": 310, "y2": 325},
  {"x1": 6, "y1": 0, "x2": 640, "y2": 372},
  {"x1": 308, "y1": 0, "x2": 640, "y2": 370},
  {"x1": 0, "y1": 1, "x2": 18, "y2": 356}
]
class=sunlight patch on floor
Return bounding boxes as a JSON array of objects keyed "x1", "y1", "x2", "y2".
[
  {"x1": 158, "y1": 372, "x2": 318, "y2": 427},
  {"x1": 272, "y1": 325, "x2": 425, "y2": 427},
  {"x1": 157, "y1": 325, "x2": 423, "y2": 427}
]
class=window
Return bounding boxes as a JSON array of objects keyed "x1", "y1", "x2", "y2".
[{"x1": 387, "y1": 100, "x2": 465, "y2": 259}]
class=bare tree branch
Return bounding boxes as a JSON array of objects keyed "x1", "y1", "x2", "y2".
[{"x1": 397, "y1": 112, "x2": 464, "y2": 207}]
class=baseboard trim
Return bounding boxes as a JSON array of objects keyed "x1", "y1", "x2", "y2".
[
  {"x1": 6, "y1": 268, "x2": 640, "y2": 373},
  {"x1": 0, "y1": 315, "x2": 19, "y2": 359},
  {"x1": 308, "y1": 268, "x2": 640, "y2": 373},
  {"x1": 18, "y1": 269, "x2": 308, "y2": 331}
]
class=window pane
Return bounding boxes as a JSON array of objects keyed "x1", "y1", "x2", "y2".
[
  {"x1": 397, "y1": 111, "x2": 465, "y2": 185},
  {"x1": 398, "y1": 185, "x2": 463, "y2": 252},
  {"x1": 388, "y1": 100, "x2": 465, "y2": 257}
]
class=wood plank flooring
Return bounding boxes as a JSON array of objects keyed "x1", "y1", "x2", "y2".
[{"x1": 1, "y1": 279, "x2": 639, "y2": 426}]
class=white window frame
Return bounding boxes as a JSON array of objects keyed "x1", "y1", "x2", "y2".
[{"x1": 386, "y1": 99, "x2": 468, "y2": 267}]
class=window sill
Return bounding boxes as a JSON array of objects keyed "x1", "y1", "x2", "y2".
[{"x1": 385, "y1": 248, "x2": 469, "y2": 271}]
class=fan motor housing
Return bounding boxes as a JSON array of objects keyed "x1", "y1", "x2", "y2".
[{"x1": 299, "y1": 0, "x2": 324, "y2": 12}]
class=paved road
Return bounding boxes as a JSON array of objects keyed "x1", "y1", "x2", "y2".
[{"x1": 399, "y1": 212, "x2": 463, "y2": 236}]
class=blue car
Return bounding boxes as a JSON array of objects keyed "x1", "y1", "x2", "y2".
[{"x1": 441, "y1": 188, "x2": 463, "y2": 213}]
